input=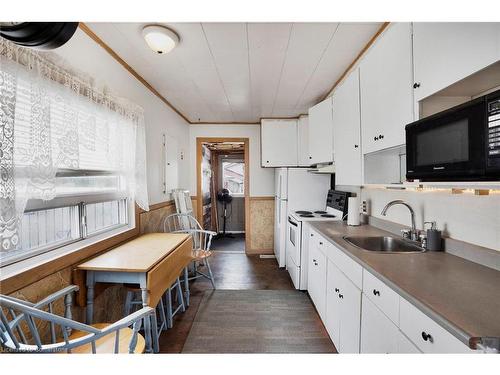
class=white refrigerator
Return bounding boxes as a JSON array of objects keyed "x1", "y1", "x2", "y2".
[{"x1": 274, "y1": 168, "x2": 330, "y2": 268}]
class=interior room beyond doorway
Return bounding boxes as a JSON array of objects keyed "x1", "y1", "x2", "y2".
[{"x1": 196, "y1": 138, "x2": 249, "y2": 253}]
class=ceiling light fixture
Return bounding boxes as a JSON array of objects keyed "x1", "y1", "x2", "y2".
[{"x1": 142, "y1": 25, "x2": 179, "y2": 55}]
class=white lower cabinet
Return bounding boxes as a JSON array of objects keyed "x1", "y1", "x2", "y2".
[
  {"x1": 307, "y1": 243, "x2": 327, "y2": 320},
  {"x1": 310, "y1": 231, "x2": 480, "y2": 354},
  {"x1": 399, "y1": 298, "x2": 474, "y2": 353},
  {"x1": 360, "y1": 294, "x2": 399, "y2": 353},
  {"x1": 326, "y1": 260, "x2": 362, "y2": 353}
]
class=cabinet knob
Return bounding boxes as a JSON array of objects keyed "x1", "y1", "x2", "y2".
[
  {"x1": 379, "y1": 134, "x2": 384, "y2": 139},
  {"x1": 374, "y1": 136, "x2": 378, "y2": 141},
  {"x1": 334, "y1": 288, "x2": 339, "y2": 293},
  {"x1": 338, "y1": 294, "x2": 344, "y2": 299},
  {"x1": 413, "y1": 82, "x2": 421, "y2": 89},
  {"x1": 373, "y1": 289, "x2": 380, "y2": 296},
  {"x1": 319, "y1": 241, "x2": 323, "y2": 245},
  {"x1": 354, "y1": 144, "x2": 359, "y2": 148},
  {"x1": 309, "y1": 156, "x2": 312, "y2": 159},
  {"x1": 421, "y1": 331, "x2": 433, "y2": 342},
  {"x1": 266, "y1": 160, "x2": 269, "y2": 163}
]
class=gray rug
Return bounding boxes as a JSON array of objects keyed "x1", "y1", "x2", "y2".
[{"x1": 182, "y1": 290, "x2": 336, "y2": 353}]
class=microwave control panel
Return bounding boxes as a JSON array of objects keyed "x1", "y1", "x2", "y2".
[{"x1": 487, "y1": 97, "x2": 500, "y2": 160}]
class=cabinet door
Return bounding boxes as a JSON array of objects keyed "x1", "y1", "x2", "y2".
[
  {"x1": 413, "y1": 23, "x2": 500, "y2": 102},
  {"x1": 297, "y1": 115, "x2": 310, "y2": 167},
  {"x1": 338, "y1": 271, "x2": 362, "y2": 353},
  {"x1": 308, "y1": 244, "x2": 327, "y2": 319},
  {"x1": 332, "y1": 69, "x2": 362, "y2": 185},
  {"x1": 360, "y1": 22, "x2": 414, "y2": 154},
  {"x1": 397, "y1": 331, "x2": 421, "y2": 353},
  {"x1": 360, "y1": 294, "x2": 399, "y2": 353},
  {"x1": 325, "y1": 260, "x2": 342, "y2": 346},
  {"x1": 261, "y1": 119, "x2": 298, "y2": 167},
  {"x1": 308, "y1": 96, "x2": 334, "y2": 164}
]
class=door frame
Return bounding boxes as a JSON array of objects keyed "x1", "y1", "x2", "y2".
[{"x1": 196, "y1": 137, "x2": 250, "y2": 252}]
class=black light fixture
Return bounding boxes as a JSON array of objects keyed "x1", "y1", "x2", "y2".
[{"x1": 0, "y1": 22, "x2": 79, "y2": 50}]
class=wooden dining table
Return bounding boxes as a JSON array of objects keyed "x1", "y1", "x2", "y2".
[{"x1": 77, "y1": 232, "x2": 193, "y2": 353}]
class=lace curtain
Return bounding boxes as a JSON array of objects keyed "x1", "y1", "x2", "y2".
[{"x1": 0, "y1": 38, "x2": 149, "y2": 252}]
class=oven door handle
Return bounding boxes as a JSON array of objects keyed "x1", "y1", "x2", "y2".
[{"x1": 288, "y1": 217, "x2": 298, "y2": 227}]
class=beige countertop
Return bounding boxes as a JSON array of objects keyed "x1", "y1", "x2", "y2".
[{"x1": 308, "y1": 221, "x2": 500, "y2": 350}]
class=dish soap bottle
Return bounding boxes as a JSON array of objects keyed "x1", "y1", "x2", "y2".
[{"x1": 424, "y1": 221, "x2": 442, "y2": 251}]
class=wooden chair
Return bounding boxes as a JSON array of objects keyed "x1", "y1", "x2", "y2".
[
  {"x1": 0, "y1": 286, "x2": 155, "y2": 354},
  {"x1": 162, "y1": 214, "x2": 216, "y2": 288},
  {"x1": 182, "y1": 229, "x2": 217, "y2": 289},
  {"x1": 162, "y1": 213, "x2": 202, "y2": 233}
]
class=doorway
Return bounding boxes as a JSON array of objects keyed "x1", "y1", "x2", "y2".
[{"x1": 196, "y1": 137, "x2": 249, "y2": 253}]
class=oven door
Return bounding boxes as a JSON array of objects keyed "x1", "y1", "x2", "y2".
[
  {"x1": 406, "y1": 99, "x2": 486, "y2": 181},
  {"x1": 286, "y1": 216, "x2": 301, "y2": 269}
]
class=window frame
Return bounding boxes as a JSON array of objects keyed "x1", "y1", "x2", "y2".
[
  {"x1": 221, "y1": 160, "x2": 245, "y2": 197},
  {"x1": 0, "y1": 195, "x2": 133, "y2": 268}
]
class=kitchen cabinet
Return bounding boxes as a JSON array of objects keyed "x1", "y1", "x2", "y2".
[
  {"x1": 307, "y1": 233, "x2": 327, "y2": 319},
  {"x1": 332, "y1": 69, "x2": 362, "y2": 185},
  {"x1": 309, "y1": 229, "x2": 481, "y2": 354},
  {"x1": 413, "y1": 23, "x2": 500, "y2": 104},
  {"x1": 297, "y1": 115, "x2": 310, "y2": 167},
  {"x1": 308, "y1": 96, "x2": 334, "y2": 165},
  {"x1": 261, "y1": 119, "x2": 298, "y2": 167},
  {"x1": 360, "y1": 22, "x2": 414, "y2": 154},
  {"x1": 360, "y1": 294, "x2": 400, "y2": 353},
  {"x1": 326, "y1": 261, "x2": 362, "y2": 353}
]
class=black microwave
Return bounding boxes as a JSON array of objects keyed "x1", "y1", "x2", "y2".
[{"x1": 406, "y1": 89, "x2": 500, "y2": 181}]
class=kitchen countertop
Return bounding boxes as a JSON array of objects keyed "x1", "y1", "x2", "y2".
[{"x1": 309, "y1": 221, "x2": 500, "y2": 351}]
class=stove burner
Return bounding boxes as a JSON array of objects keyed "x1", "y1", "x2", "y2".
[
  {"x1": 300, "y1": 214, "x2": 315, "y2": 218},
  {"x1": 314, "y1": 210, "x2": 327, "y2": 214},
  {"x1": 296, "y1": 210, "x2": 313, "y2": 215},
  {"x1": 321, "y1": 214, "x2": 336, "y2": 218}
]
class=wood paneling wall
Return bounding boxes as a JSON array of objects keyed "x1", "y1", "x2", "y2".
[{"x1": 247, "y1": 197, "x2": 275, "y2": 255}]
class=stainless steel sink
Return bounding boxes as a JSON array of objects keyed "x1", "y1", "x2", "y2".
[{"x1": 343, "y1": 236, "x2": 426, "y2": 253}]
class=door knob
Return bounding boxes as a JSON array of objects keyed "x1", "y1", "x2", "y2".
[{"x1": 421, "y1": 331, "x2": 433, "y2": 342}]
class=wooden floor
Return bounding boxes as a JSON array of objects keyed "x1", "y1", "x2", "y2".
[{"x1": 158, "y1": 252, "x2": 336, "y2": 353}]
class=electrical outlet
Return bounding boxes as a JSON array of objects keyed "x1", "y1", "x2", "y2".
[{"x1": 361, "y1": 200, "x2": 367, "y2": 214}]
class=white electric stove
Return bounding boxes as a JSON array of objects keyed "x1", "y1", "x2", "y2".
[{"x1": 286, "y1": 190, "x2": 352, "y2": 290}]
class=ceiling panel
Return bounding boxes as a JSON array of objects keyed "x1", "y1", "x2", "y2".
[{"x1": 84, "y1": 22, "x2": 382, "y2": 123}]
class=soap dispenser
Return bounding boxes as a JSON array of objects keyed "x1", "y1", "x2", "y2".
[{"x1": 424, "y1": 221, "x2": 442, "y2": 251}]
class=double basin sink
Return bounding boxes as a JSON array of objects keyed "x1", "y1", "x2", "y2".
[{"x1": 343, "y1": 235, "x2": 426, "y2": 253}]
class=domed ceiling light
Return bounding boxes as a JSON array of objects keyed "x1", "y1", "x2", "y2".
[{"x1": 142, "y1": 25, "x2": 179, "y2": 55}]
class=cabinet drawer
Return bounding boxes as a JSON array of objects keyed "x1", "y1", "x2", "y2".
[
  {"x1": 328, "y1": 242, "x2": 362, "y2": 289},
  {"x1": 362, "y1": 269, "x2": 400, "y2": 325},
  {"x1": 399, "y1": 298, "x2": 474, "y2": 353}
]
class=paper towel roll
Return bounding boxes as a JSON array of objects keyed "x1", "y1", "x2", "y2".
[{"x1": 347, "y1": 196, "x2": 360, "y2": 226}]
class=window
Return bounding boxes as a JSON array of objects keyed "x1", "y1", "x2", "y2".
[
  {"x1": 222, "y1": 161, "x2": 245, "y2": 196},
  {"x1": 3, "y1": 198, "x2": 129, "y2": 266},
  {"x1": 0, "y1": 41, "x2": 149, "y2": 267}
]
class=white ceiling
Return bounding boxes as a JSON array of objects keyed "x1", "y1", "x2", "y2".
[{"x1": 87, "y1": 22, "x2": 382, "y2": 123}]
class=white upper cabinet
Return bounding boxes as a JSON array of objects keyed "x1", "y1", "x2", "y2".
[
  {"x1": 308, "y1": 96, "x2": 334, "y2": 164},
  {"x1": 261, "y1": 119, "x2": 298, "y2": 167},
  {"x1": 413, "y1": 22, "x2": 500, "y2": 103},
  {"x1": 297, "y1": 115, "x2": 310, "y2": 167},
  {"x1": 332, "y1": 69, "x2": 362, "y2": 185},
  {"x1": 360, "y1": 23, "x2": 414, "y2": 154}
]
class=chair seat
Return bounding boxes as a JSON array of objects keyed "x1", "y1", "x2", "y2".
[
  {"x1": 67, "y1": 323, "x2": 145, "y2": 354},
  {"x1": 192, "y1": 249, "x2": 212, "y2": 260}
]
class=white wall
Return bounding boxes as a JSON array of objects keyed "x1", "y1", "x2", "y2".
[
  {"x1": 188, "y1": 124, "x2": 275, "y2": 196},
  {"x1": 52, "y1": 29, "x2": 190, "y2": 205},
  {"x1": 362, "y1": 188, "x2": 500, "y2": 251}
]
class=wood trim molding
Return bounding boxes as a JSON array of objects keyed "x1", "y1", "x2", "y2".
[
  {"x1": 78, "y1": 23, "x2": 192, "y2": 124},
  {"x1": 138, "y1": 199, "x2": 175, "y2": 214},
  {"x1": 321, "y1": 22, "x2": 390, "y2": 101},
  {"x1": 1, "y1": 206, "x2": 141, "y2": 295},
  {"x1": 249, "y1": 196, "x2": 274, "y2": 201}
]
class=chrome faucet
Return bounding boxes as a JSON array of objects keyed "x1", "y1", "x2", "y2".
[{"x1": 381, "y1": 200, "x2": 419, "y2": 241}]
